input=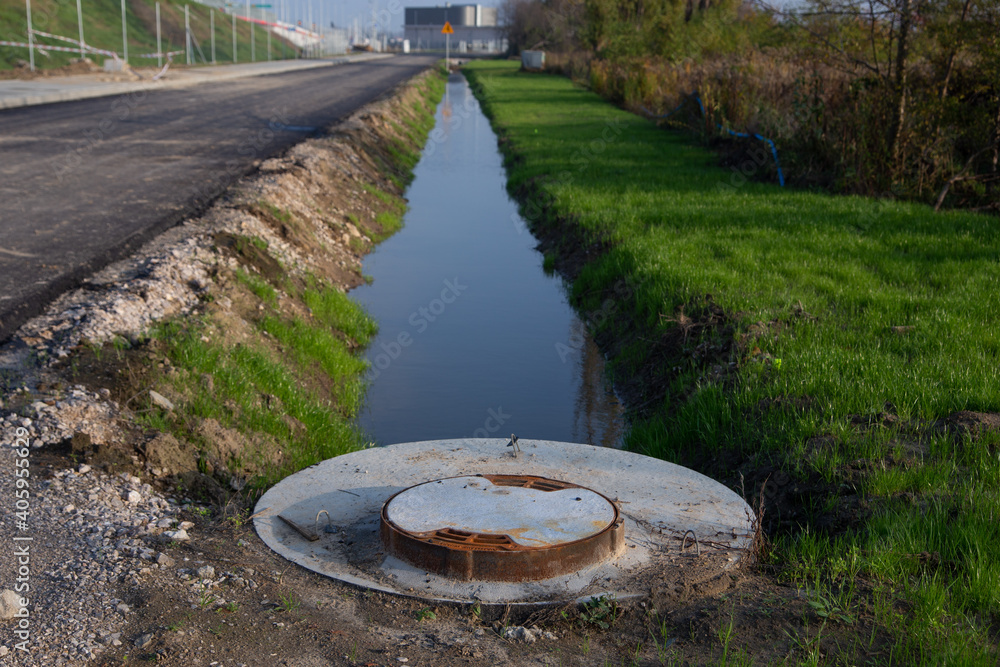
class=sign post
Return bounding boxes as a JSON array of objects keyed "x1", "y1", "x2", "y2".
[{"x1": 441, "y1": 20, "x2": 453, "y2": 69}]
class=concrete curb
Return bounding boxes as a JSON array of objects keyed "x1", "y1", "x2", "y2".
[{"x1": 0, "y1": 53, "x2": 394, "y2": 110}]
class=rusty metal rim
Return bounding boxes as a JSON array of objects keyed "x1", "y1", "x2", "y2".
[{"x1": 380, "y1": 474, "x2": 625, "y2": 582}]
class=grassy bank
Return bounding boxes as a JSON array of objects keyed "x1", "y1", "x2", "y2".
[
  {"x1": 0, "y1": 0, "x2": 293, "y2": 71},
  {"x1": 466, "y1": 59, "x2": 1000, "y2": 664},
  {"x1": 67, "y1": 67, "x2": 447, "y2": 497}
]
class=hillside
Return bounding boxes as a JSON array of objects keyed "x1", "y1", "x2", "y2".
[{"x1": 0, "y1": 0, "x2": 292, "y2": 71}]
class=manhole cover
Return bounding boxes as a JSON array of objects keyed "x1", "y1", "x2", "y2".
[
  {"x1": 380, "y1": 474, "x2": 624, "y2": 581},
  {"x1": 253, "y1": 439, "x2": 755, "y2": 605}
]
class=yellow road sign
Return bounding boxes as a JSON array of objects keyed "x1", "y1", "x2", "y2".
[{"x1": 441, "y1": 21, "x2": 454, "y2": 35}]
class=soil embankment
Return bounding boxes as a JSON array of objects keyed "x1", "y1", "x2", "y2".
[{"x1": 0, "y1": 62, "x2": 786, "y2": 667}]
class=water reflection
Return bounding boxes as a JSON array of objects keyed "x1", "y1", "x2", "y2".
[
  {"x1": 352, "y1": 73, "x2": 625, "y2": 447},
  {"x1": 568, "y1": 320, "x2": 624, "y2": 448}
]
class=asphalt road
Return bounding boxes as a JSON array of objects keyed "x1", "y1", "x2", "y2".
[{"x1": 0, "y1": 55, "x2": 438, "y2": 343}]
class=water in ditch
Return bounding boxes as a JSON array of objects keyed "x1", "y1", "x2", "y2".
[{"x1": 352, "y1": 73, "x2": 625, "y2": 447}]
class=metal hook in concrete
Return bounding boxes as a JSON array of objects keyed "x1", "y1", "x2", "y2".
[
  {"x1": 506, "y1": 434, "x2": 520, "y2": 458},
  {"x1": 681, "y1": 529, "x2": 701, "y2": 556},
  {"x1": 315, "y1": 509, "x2": 336, "y2": 534}
]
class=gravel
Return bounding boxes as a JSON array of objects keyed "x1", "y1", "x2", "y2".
[
  {"x1": 0, "y1": 183, "x2": 252, "y2": 665},
  {"x1": 0, "y1": 408, "x2": 188, "y2": 663}
]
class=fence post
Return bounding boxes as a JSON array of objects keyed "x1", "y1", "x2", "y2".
[
  {"x1": 266, "y1": 12, "x2": 271, "y2": 61},
  {"x1": 232, "y1": 11, "x2": 237, "y2": 63},
  {"x1": 76, "y1": 0, "x2": 85, "y2": 59},
  {"x1": 245, "y1": 0, "x2": 252, "y2": 62},
  {"x1": 156, "y1": 2, "x2": 162, "y2": 67},
  {"x1": 121, "y1": 0, "x2": 128, "y2": 62},
  {"x1": 25, "y1": 0, "x2": 35, "y2": 71},
  {"x1": 185, "y1": 5, "x2": 191, "y2": 65},
  {"x1": 211, "y1": 9, "x2": 216, "y2": 63}
]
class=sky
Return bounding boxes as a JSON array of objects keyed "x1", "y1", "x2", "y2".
[{"x1": 275, "y1": 0, "x2": 500, "y2": 35}]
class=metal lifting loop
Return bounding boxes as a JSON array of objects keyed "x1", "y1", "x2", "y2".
[
  {"x1": 315, "y1": 509, "x2": 335, "y2": 533},
  {"x1": 681, "y1": 529, "x2": 701, "y2": 556}
]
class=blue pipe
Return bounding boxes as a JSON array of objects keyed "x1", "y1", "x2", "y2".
[
  {"x1": 643, "y1": 92, "x2": 785, "y2": 187},
  {"x1": 717, "y1": 126, "x2": 786, "y2": 188}
]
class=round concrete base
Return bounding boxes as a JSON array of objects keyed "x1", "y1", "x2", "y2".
[{"x1": 254, "y1": 439, "x2": 754, "y2": 605}]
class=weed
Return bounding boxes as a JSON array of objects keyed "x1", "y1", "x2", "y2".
[
  {"x1": 197, "y1": 588, "x2": 217, "y2": 609},
  {"x1": 277, "y1": 592, "x2": 300, "y2": 612},
  {"x1": 629, "y1": 641, "x2": 643, "y2": 666},
  {"x1": 716, "y1": 607, "x2": 754, "y2": 666},
  {"x1": 415, "y1": 607, "x2": 437, "y2": 622},
  {"x1": 542, "y1": 252, "x2": 557, "y2": 274},
  {"x1": 807, "y1": 590, "x2": 855, "y2": 625},
  {"x1": 785, "y1": 624, "x2": 825, "y2": 667},
  {"x1": 165, "y1": 616, "x2": 187, "y2": 632},
  {"x1": 257, "y1": 201, "x2": 293, "y2": 226},
  {"x1": 233, "y1": 268, "x2": 277, "y2": 305},
  {"x1": 348, "y1": 236, "x2": 368, "y2": 254},
  {"x1": 578, "y1": 595, "x2": 621, "y2": 630},
  {"x1": 649, "y1": 613, "x2": 676, "y2": 665}
]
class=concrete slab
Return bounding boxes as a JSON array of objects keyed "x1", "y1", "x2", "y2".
[{"x1": 254, "y1": 439, "x2": 755, "y2": 607}]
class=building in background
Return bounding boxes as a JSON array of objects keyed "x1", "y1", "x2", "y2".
[{"x1": 404, "y1": 4, "x2": 505, "y2": 53}]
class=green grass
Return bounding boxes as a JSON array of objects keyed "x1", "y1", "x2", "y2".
[
  {"x1": 128, "y1": 70, "x2": 446, "y2": 490},
  {"x1": 362, "y1": 183, "x2": 408, "y2": 241},
  {"x1": 259, "y1": 300, "x2": 372, "y2": 416},
  {"x1": 0, "y1": 0, "x2": 294, "y2": 71},
  {"x1": 146, "y1": 291, "x2": 374, "y2": 486},
  {"x1": 233, "y1": 267, "x2": 276, "y2": 305},
  {"x1": 361, "y1": 182, "x2": 405, "y2": 212},
  {"x1": 465, "y1": 59, "x2": 1000, "y2": 663}
]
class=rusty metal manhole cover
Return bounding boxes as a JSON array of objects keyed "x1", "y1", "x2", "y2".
[{"x1": 380, "y1": 474, "x2": 625, "y2": 581}]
